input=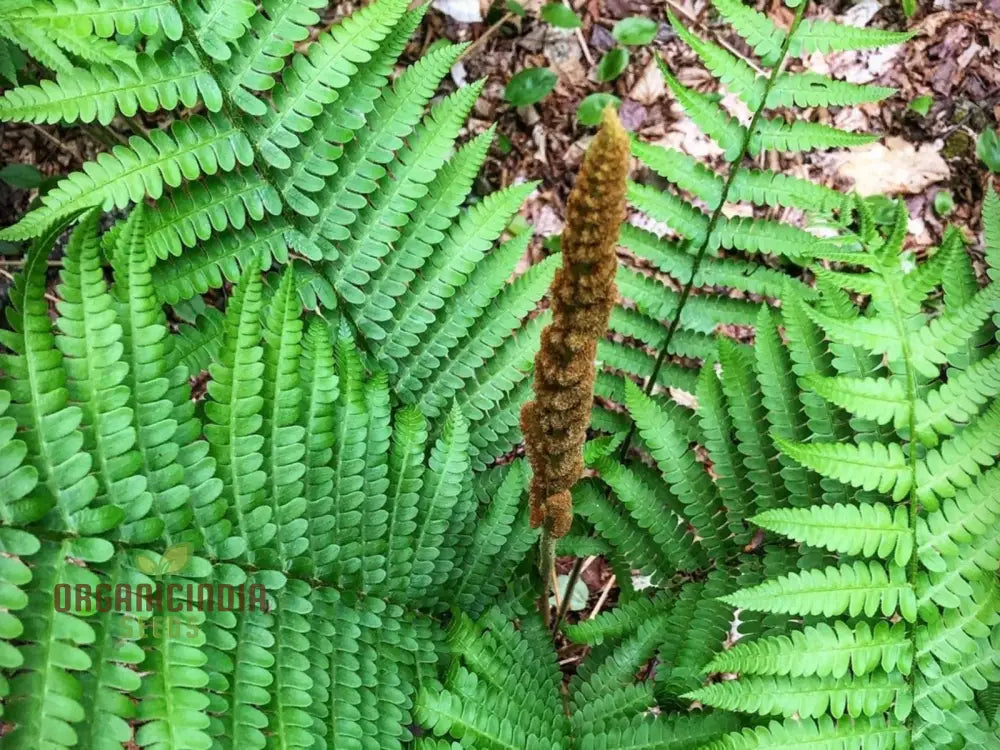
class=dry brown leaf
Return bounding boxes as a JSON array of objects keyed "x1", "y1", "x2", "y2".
[
  {"x1": 830, "y1": 137, "x2": 950, "y2": 195},
  {"x1": 628, "y1": 59, "x2": 666, "y2": 105}
]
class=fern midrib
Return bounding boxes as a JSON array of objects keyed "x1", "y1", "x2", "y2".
[
  {"x1": 301, "y1": 359, "x2": 331, "y2": 578},
  {"x1": 263, "y1": 292, "x2": 297, "y2": 569},
  {"x1": 226, "y1": 322, "x2": 261, "y2": 567},
  {"x1": 882, "y1": 264, "x2": 921, "y2": 740},
  {"x1": 157, "y1": 603, "x2": 184, "y2": 747},
  {"x1": 223, "y1": 607, "x2": 253, "y2": 743},
  {"x1": 122, "y1": 264, "x2": 179, "y2": 548},
  {"x1": 269, "y1": 596, "x2": 292, "y2": 750},
  {"x1": 77, "y1": 557, "x2": 125, "y2": 745}
]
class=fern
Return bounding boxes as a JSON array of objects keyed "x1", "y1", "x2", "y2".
[
  {"x1": 0, "y1": 212, "x2": 538, "y2": 750},
  {"x1": 0, "y1": 2, "x2": 545, "y2": 460},
  {"x1": 704, "y1": 199, "x2": 1000, "y2": 749},
  {"x1": 415, "y1": 606, "x2": 743, "y2": 749},
  {"x1": 597, "y1": 0, "x2": 910, "y2": 434}
]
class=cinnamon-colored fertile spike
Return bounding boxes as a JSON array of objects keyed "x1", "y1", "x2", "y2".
[{"x1": 521, "y1": 106, "x2": 629, "y2": 538}]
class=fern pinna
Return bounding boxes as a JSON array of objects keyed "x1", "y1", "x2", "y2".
[
  {"x1": 0, "y1": 1, "x2": 553, "y2": 470},
  {"x1": 0, "y1": 208, "x2": 540, "y2": 750},
  {"x1": 595, "y1": 0, "x2": 912, "y2": 435}
]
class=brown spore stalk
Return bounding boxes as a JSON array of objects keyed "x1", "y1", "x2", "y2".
[{"x1": 521, "y1": 106, "x2": 629, "y2": 538}]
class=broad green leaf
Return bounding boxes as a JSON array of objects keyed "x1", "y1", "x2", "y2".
[
  {"x1": 577, "y1": 93, "x2": 621, "y2": 125},
  {"x1": 505, "y1": 67, "x2": 558, "y2": 106},
  {"x1": 612, "y1": 17, "x2": 658, "y2": 46},
  {"x1": 540, "y1": 3, "x2": 582, "y2": 28},
  {"x1": 596, "y1": 48, "x2": 629, "y2": 82}
]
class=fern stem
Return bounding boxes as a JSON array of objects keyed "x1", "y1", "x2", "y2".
[
  {"x1": 539, "y1": 524, "x2": 556, "y2": 628},
  {"x1": 552, "y1": 0, "x2": 811, "y2": 634},
  {"x1": 885, "y1": 264, "x2": 921, "y2": 740}
]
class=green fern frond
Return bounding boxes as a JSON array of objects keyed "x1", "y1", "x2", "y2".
[
  {"x1": 754, "y1": 502, "x2": 913, "y2": 566},
  {"x1": 0, "y1": 50, "x2": 219, "y2": 125},
  {"x1": 710, "y1": 0, "x2": 786, "y2": 67},
  {"x1": 778, "y1": 437, "x2": 912, "y2": 501},
  {"x1": 687, "y1": 672, "x2": 907, "y2": 719},
  {"x1": 145, "y1": 170, "x2": 281, "y2": 260},
  {"x1": 917, "y1": 467, "x2": 1000, "y2": 575},
  {"x1": 0, "y1": 211, "x2": 548, "y2": 750},
  {"x1": 701, "y1": 715, "x2": 909, "y2": 750},
  {"x1": 767, "y1": 72, "x2": 895, "y2": 109},
  {"x1": 172, "y1": 307, "x2": 225, "y2": 375},
  {"x1": 2, "y1": 0, "x2": 184, "y2": 40},
  {"x1": 180, "y1": 0, "x2": 258, "y2": 62},
  {"x1": 804, "y1": 372, "x2": 909, "y2": 429},
  {"x1": 750, "y1": 117, "x2": 878, "y2": 155},
  {"x1": 788, "y1": 18, "x2": 915, "y2": 57},
  {"x1": 54, "y1": 210, "x2": 152, "y2": 540},
  {"x1": 915, "y1": 399, "x2": 1000, "y2": 511},
  {"x1": 2, "y1": 539, "x2": 113, "y2": 749},
  {"x1": 0, "y1": 5, "x2": 539, "y2": 437},
  {"x1": 0, "y1": 114, "x2": 253, "y2": 241},
  {"x1": 624, "y1": 381, "x2": 729, "y2": 554},
  {"x1": 0, "y1": 16, "x2": 76, "y2": 73},
  {"x1": 656, "y1": 61, "x2": 746, "y2": 161},
  {"x1": 0, "y1": 226, "x2": 98, "y2": 532},
  {"x1": 722, "y1": 560, "x2": 917, "y2": 621},
  {"x1": 985, "y1": 186, "x2": 999, "y2": 281},
  {"x1": 0, "y1": 392, "x2": 37, "y2": 526},
  {"x1": 224, "y1": 0, "x2": 326, "y2": 103},
  {"x1": 706, "y1": 620, "x2": 912, "y2": 679}
]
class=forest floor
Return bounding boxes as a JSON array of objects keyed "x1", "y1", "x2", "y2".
[{"x1": 0, "y1": 0, "x2": 998, "y2": 647}]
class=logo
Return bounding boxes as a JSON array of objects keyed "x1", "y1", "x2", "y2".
[
  {"x1": 135, "y1": 542, "x2": 193, "y2": 578},
  {"x1": 53, "y1": 543, "x2": 270, "y2": 642}
]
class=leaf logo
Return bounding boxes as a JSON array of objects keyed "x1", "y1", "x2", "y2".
[{"x1": 136, "y1": 543, "x2": 193, "y2": 577}]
